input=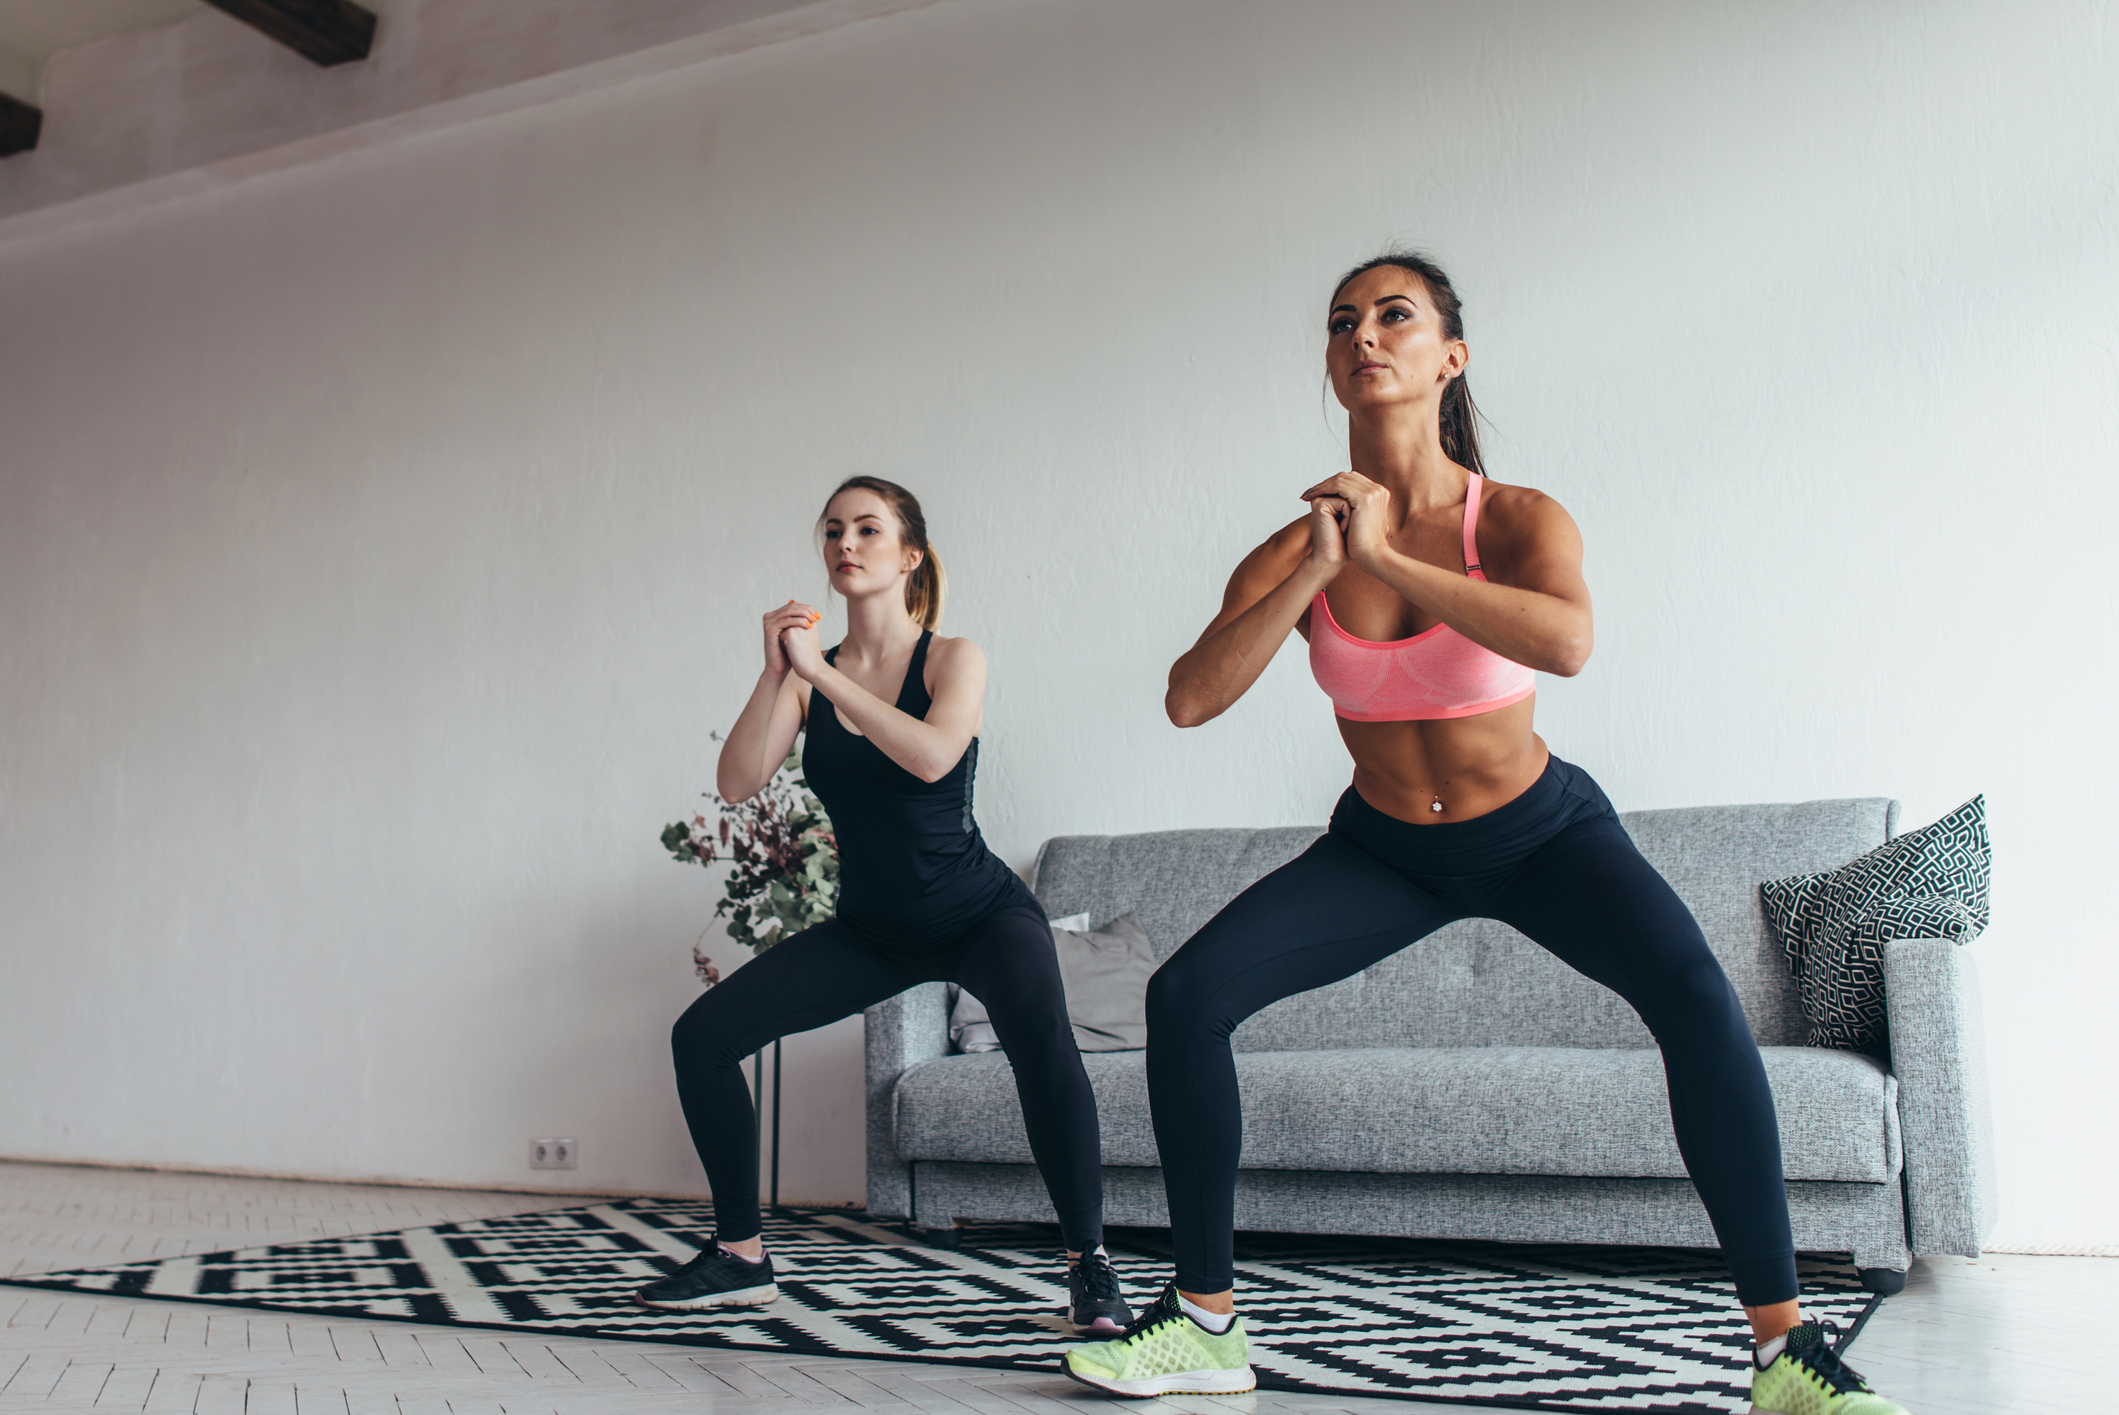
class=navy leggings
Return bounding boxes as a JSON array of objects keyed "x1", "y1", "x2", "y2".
[
  {"x1": 1146, "y1": 757, "x2": 1798, "y2": 1306},
  {"x1": 670, "y1": 900, "x2": 1105, "y2": 1250}
]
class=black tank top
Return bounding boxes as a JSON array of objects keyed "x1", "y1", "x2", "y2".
[{"x1": 802, "y1": 630, "x2": 1027, "y2": 951}]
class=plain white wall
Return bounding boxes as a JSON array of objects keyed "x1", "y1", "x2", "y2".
[{"x1": 1, "y1": 0, "x2": 2112, "y2": 1245}]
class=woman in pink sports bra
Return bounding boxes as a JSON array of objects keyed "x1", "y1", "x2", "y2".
[{"x1": 1062, "y1": 254, "x2": 1906, "y2": 1415}]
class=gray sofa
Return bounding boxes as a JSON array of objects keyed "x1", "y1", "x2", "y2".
[{"x1": 864, "y1": 798, "x2": 1997, "y2": 1291}]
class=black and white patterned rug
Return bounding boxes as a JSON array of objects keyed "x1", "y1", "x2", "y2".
[{"x1": 0, "y1": 1199, "x2": 1876, "y2": 1413}]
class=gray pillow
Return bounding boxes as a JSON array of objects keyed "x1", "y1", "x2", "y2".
[{"x1": 949, "y1": 912, "x2": 1155, "y2": 1053}]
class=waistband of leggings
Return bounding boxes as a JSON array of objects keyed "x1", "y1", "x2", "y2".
[{"x1": 1330, "y1": 753, "x2": 1603, "y2": 861}]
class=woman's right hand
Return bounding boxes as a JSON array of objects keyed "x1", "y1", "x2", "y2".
[
  {"x1": 1306, "y1": 495, "x2": 1350, "y2": 577},
  {"x1": 762, "y1": 599, "x2": 820, "y2": 676}
]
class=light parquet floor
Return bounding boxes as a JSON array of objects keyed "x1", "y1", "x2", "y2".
[{"x1": 0, "y1": 1160, "x2": 2107, "y2": 1414}]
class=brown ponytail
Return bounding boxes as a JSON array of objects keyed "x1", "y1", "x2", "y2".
[
  {"x1": 904, "y1": 540, "x2": 945, "y2": 631},
  {"x1": 1329, "y1": 250, "x2": 1488, "y2": 478},
  {"x1": 818, "y1": 475, "x2": 946, "y2": 630}
]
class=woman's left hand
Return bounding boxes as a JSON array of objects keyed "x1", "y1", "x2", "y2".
[
  {"x1": 1300, "y1": 471, "x2": 1393, "y2": 571},
  {"x1": 779, "y1": 605, "x2": 827, "y2": 681}
]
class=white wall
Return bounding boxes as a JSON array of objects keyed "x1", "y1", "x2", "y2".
[{"x1": 1, "y1": 0, "x2": 2112, "y2": 1245}]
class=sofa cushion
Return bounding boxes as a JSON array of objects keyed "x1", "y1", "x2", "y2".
[
  {"x1": 1762, "y1": 795, "x2": 1991, "y2": 1056},
  {"x1": 949, "y1": 912, "x2": 1156, "y2": 1053},
  {"x1": 1028, "y1": 799, "x2": 1896, "y2": 1051},
  {"x1": 892, "y1": 1045, "x2": 1899, "y2": 1183}
]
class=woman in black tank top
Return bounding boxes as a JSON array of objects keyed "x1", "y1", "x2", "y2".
[
  {"x1": 803, "y1": 628, "x2": 1021, "y2": 952},
  {"x1": 637, "y1": 477, "x2": 1130, "y2": 1334}
]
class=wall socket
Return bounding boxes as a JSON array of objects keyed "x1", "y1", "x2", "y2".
[{"x1": 528, "y1": 1137, "x2": 577, "y2": 1170}]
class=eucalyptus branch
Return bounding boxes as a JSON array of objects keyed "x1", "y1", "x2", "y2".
[{"x1": 663, "y1": 744, "x2": 838, "y2": 981}]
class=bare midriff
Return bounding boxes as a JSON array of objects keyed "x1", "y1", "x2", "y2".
[{"x1": 1336, "y1": 696, "x2": 1549, "y2": 824}]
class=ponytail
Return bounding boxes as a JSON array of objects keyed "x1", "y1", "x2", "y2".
[
  {"x1": 818, "y1": 475, "x2": 945, "y2": 630},
  {"x1": 1438, "y1": 369, "x2": 1486, "y2": 479},
  {"x1": 905, "y1": 541, "x2": 945, "y2": 631}
]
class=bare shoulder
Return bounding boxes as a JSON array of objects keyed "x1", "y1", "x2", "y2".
[
  {"x1": 924, "y1": 633, "x2": 988, "y2": 687},
  {"x1": 927, "y1": 632, "x2": 986, "y2": 666},
  {"x1": 1479, "y1": 479, "x2": 1582, "y2": 554}
]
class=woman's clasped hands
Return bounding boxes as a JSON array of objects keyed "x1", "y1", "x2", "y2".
[
  {"x1": 1301, "y1": 469, "x2": 1394, "y2": 575},
  {"x1": 763, "y1": 598, "x2": 826, "y2": 679}
]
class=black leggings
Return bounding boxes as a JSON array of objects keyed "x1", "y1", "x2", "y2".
[
  {"x1": 1145, "y1": 757, "x2": 1798, "y2": 1306},
  {"x1": 670, "y1": 900, "x2": 1104, "y2": 1251}
]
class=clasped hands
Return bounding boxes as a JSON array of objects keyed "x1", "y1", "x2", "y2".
[
  {"x1": 763, "y1": 599, "x2": 827, "y2": 679},
  {"x1": 1301, "y1": 470, "x2": 1395, "y2": 577}
]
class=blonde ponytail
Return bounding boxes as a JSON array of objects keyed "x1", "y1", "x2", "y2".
[{"x1": 906, "y1": 542, "x2": 945, "y2": 631}]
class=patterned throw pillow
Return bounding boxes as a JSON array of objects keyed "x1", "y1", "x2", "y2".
[{"x1": 1759, "y1": 795, "x2": 1989, "y2": 1056}]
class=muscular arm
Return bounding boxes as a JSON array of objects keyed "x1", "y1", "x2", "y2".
[
  {"x1": 1167, "y1": 504, "x2": 1345, "y2": 728},
  {"x1": 801, "y1": 636, "x2": 985, "y2": 783},
  {"x1": 1371, "y1": 491, "x2": 1590, "y2": 676}
]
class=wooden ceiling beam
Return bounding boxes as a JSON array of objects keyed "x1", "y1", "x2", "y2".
[
  {"x1": 200, "y1": 0, "x2": 377, "y2": 68},
  {"x1": 0, "y1": 91, "x2": 40, "y2": 158}
]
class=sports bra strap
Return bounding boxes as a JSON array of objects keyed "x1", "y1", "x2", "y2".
[
  {"x1": 1462, "y1": 473, "x2": 1487, "y2": 581},
  {"x1": 905, "y1": 629, "x2": 932, "y2": 694}
]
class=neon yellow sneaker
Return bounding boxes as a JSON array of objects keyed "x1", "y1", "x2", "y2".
[
  {"x1": 1061, "y1": 1282, "x2": 1256, "y2": 1397},
  {"x1": 1751, "y1": 1319, "x2": 1910, "y2": 1414}
]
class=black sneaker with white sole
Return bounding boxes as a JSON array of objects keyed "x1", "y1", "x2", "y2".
[
  {"x1": 1068, "y1": 1250, "x2": 1133, "y2": 1333},
  {"x1": 634, "y1": 1241, "x2": 778, "y2": 1310}
]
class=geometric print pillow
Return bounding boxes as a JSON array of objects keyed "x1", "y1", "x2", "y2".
[{"x1": 1759, "y1": 795, "x2": 1989, "y2": 1057}]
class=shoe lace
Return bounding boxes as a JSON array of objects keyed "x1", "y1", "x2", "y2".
[
  {"x1": 1790, "y1": 1323, "x2": 1873, "y2": 1395},
  {"x1": 661, "y1": 1248, "x2": 713, "y2": 1278},
  {"x1": 1074, "y1": 1251, "x2": 1122, "y2": 1303},
  {"x1": 1113, "y1": 1285, "x2": 1185, "y2": 1343}
]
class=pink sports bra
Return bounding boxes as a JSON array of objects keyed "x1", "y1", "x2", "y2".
[{"x1": 1308, "y1": 473, "x2": 1536, "y2": 722}]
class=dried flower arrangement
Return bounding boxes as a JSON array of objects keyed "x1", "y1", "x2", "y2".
[{"x1": 661, "y1": 748, "x2": 838, "y2": 985}]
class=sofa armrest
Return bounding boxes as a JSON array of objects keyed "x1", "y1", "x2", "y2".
[
  {"x1": 863, "y1": 981, "x2": 950, "y2": 1219},
  {"x1": 1884, "y1": 937, "x2": 1999, "y2": 1256}
]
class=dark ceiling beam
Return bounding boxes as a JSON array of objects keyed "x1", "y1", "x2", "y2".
[
  {"x1": 0, "y1": 91, "x2": 39, "y2": 158},
  {"x1": 200, "y1": 0, "x2": 377, "y2": 67}
]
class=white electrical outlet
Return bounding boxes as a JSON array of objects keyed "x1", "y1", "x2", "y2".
[{"x1": 528, "y1": 1137, "x2": 577, "y2": 1170}]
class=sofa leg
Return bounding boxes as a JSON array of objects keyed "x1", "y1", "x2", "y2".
[
  {"x1": 1856, "y1": 1266, "x2": 1906, "y2": 1297},
  {"x1": 922, "y1": 1225, "x2": 962, "y2": 1250}
]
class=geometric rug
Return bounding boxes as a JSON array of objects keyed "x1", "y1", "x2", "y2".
[{"x1": 0, "y1": 1198, "x2": 1878, "y2": 1414}]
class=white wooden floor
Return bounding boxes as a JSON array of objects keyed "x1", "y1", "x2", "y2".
[{"x1": 0, "y1": 1161, "x2": 2105, "y2": 1414}]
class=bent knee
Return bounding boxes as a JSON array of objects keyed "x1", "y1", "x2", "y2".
[
  {"x1": 670, "y1": 999, "x2": 743, "y2": 1069},
  {"x1": 985, "y1": 998, "x2": 1076, "y2": 1055},
  {"x1": 1145, "y1": 958, "x2": 1225, "y2": 1038},
  {"x1": 1641, "y1": 952, "x2": 1748, "y2": 1037}
]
